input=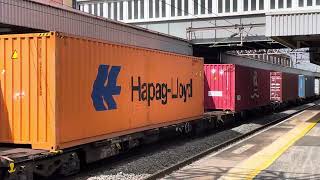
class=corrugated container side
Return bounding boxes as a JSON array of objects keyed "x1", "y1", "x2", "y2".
[
  {"x1": 298, "y1": 75, "x2": 306, "y2": 98},
  {"x1": 235, "y1": 65, "x2": 271, "y2": 111},
  {"x1": 204, "y1": 64, "x2": 235, "y2": 111},
  {"x1": 298, "y1": 75, "x2": 315, "y2": 98},
  {"x1": 55, "y1": 34, "x2": 203, "y2": 149},
  {"x1": 283, "y1": 73, "x2": 299, "y2": 101},
  {"x1": 0, "y1": 33, "x2": 57, "y2": 150},
  {"x1": 305, "y1": 76, "x2": 315, "y2": 98},
  {"x1": 0, "y1": 32, "x2": 203, "y2": 150},
  {"x1": 271, "y1": 72, "x2": 298, "y2": 102},
  {"x1": 204, "y1": 64, "x2": 270, "y2": 111}
]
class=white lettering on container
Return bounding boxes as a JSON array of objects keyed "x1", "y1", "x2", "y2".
[{"x1": 208, "y1": 91, "x2": 222, "y2": 97}]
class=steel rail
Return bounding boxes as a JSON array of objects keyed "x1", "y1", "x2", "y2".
[{"x1": 144, "y1": 102, "x2": 318, "y2": 180}]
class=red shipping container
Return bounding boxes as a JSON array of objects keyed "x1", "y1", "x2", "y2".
[
  {"x1": 204, "y1": 64, "x2": 271, "y2": 111},
  {"x1": 270, "y1": 72, "x2": 299, "y2": 102}
]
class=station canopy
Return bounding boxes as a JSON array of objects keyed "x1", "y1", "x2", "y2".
[{"x1": 266, "y1": 10, "x2": 320, "y2": 65}]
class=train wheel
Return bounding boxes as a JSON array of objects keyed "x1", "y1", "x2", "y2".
[
  {"x1": 58, "y1": 153, "x2": 80, "y2": 177},
  {"x1": 184, "y1": 122, "x2": 193, "y2": 134}
]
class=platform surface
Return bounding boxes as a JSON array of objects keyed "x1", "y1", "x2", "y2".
[
  {"x1": 163, "y1": 104, "x2": 320, "y2": 180},
  {"x1": 255, "y1": 122, "x2": 320, "y2": 179}
]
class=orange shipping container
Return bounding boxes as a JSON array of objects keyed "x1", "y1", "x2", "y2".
[{"x1": 0, "y1": 32, "x2": 204, "y2": 151}]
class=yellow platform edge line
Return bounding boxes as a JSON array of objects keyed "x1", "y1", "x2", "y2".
[
  {"x1": 247, "y1": 119, "x2": 320, "y2": 179},
  {"x1": 222, "y1": 117, "x2": 320, "y2": 180}
]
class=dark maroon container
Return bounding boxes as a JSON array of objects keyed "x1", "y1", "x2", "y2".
[{"x1": 270, "y1": 72, "x2": 299, "y2": 102}]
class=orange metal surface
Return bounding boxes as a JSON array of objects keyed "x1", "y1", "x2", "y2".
[
  {"x1": 0, "y1": 33, "x2": 56, "y2": 150},
  {"x1": 0, "y1": 32, "x2": 203, "y2": 150}
]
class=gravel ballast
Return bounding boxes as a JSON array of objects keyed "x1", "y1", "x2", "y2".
[{"x1": 63, "y1": 103, "x2": 314, "y2": 180}]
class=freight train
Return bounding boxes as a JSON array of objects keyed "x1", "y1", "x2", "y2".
[
  {"x1": 0, "y1": 32, "x2": 318, "y2": 180},
  {"x1": 204, "y1": 64, "x2": 318, "y2": 112}
]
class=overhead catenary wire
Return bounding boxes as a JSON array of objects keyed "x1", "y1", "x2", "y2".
[
  {"x1": 189, "y1": 3, "x2": 273, "y2": 49},
  {"x1": 158, "y1": 0, "x2": 256, "y2": 47},
  {"x1": 60, "y1": 0, "x2": 269, "y2": 48},
  {"x1": 44, "y1": 0, "x2": 271, "y2": 49},
  {"x1": 167, "y1": 1, "x2": 240, "y2": 35},
  {"x1": 78, "y1": 0, "x2": 263, "y2": 44},
  {"x1": 142, "y1": 0, "x2": 265, "y2": 47},
  {"x1": 154, "y1": 0, "x2": 278, "y2": 49},
  {"x1": 190, "y1": 0, "x2": 259, "y2": 36},
  {"x1": 145, "y1": 0, "x2": 258, "y2": 37},
  {"x1": 80, "y1": 0, "x2": 257, "y2": 48}
]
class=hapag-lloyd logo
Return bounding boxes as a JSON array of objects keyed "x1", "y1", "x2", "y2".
[
  {"x1": 91, "y1": 65, "x2": 121, "y2": 111},
  {"x1": 131, "y1": 77, "x2": 193, "y2": 106},
  {"x1": 91, "y1": 64, "x2": 193, "y2": 111}
]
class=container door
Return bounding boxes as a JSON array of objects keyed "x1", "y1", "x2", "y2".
[
  {"x1": 0, "y1": 33, "x2": 56, "y2": 150},
  {"x1": 315, "y1": 79, "x2": 320, "y2": 95},
  {"x1": 270, "y1": 72, "x2": 282, "y2": 102},
  {"x1": 204, "y1": 64, "x2": 234, "y2": 110}
]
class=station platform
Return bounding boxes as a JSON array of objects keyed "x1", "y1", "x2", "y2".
[{"x1": 163, "y1": 104, "x2": 320, "y2": 180}]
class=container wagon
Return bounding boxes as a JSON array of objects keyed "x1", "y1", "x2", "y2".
[
  {"x1": 0, "y1": 32, "x2": 205, "y2": 179},
  {"x1": 0, "y1": 32, "x2": 316, "y2": 180},
  {"x1": 298, "y1": 75, "x2": 315, "y2": 99},
  {"x1": 204, "y1": 64, "x2": 271, "y2": 112},
  {"x1": 270, "y1": 72, "x2": 299, "y2": 103}
]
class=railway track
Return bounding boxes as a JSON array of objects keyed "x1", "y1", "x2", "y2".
[
  {"x1": 144, "y1": 101, "x2": 319, "y2": 180},
  {"x1": 63, "y1": 101, "x2": 318, "y2": 180}
]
